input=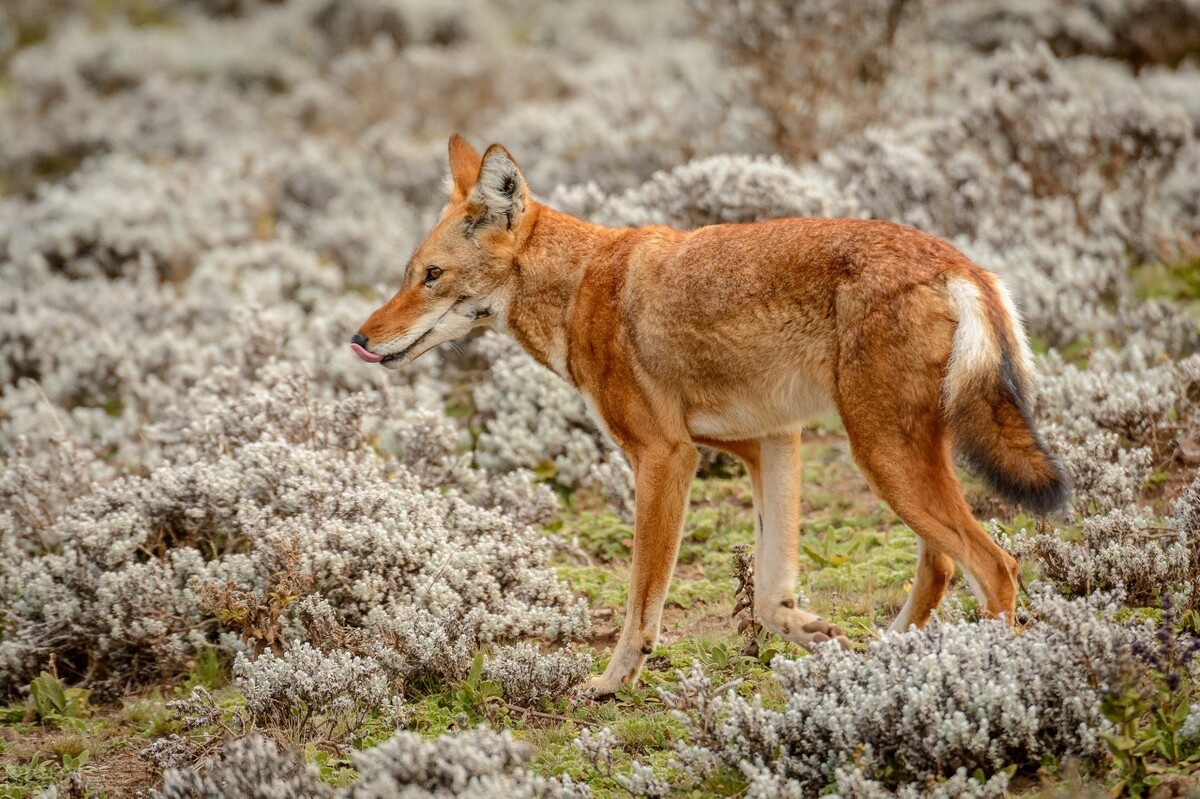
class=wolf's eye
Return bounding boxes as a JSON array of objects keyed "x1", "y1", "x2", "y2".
[{"x1": 424, "y1": 266, "x2": 442, "y2": 284}]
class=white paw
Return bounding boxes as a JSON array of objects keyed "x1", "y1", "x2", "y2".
[{"x1": 576, "y1": 674, "x2": 628, "y2": 701}]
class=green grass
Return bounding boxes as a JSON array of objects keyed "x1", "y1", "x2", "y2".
[
  {"x1": 0, "y1": 750, "x2": 60, "y2": 799},
  {"x1": 1135, "y1": 258, "x2": 1200, "y2": 308}
]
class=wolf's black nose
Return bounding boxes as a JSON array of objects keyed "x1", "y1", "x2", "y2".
[{"x1": 350, "y1": 333, "x2": 369, "y2": 347}]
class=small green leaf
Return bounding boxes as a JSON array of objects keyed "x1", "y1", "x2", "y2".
[
  {"x1": 801, "y1": 545, "x2": 829, "y2": 566},
  {"x1": 29, "y1": 672, "x2": 67, "y2": 719},
  {"x1": 62, "y1": 750, "x2": 89, "y2": 771},
  {"x1": 467, "y1": 652, "x2": 484, "y2": 689},
  {"x1": 1132, "y1": 736, "x2": 1161, "y2": 756}
]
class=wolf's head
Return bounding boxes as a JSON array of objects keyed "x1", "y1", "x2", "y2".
[{"x1": 350, "y1": 134, "x2": 530, "y2": 368}]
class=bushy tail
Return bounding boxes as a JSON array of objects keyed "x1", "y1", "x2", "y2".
[{"x1": 942, "y1": 274, "x2": 1070, "y2": 514}]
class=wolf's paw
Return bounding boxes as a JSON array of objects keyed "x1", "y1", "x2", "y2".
[
  {"x1": 575, "y1": 674, "x2": 628, "y2": 701},
  {"x1": 799, "y1": 619, "x2": 854, "y2": 652}
]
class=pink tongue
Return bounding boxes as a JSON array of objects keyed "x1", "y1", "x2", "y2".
[{"x1": 350, "y1": 342, "x2": 384, "y2": 363}]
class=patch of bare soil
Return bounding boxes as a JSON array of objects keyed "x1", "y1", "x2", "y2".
[{"x1": 1, "y1": 711, "x2": 159, "y2": 798}]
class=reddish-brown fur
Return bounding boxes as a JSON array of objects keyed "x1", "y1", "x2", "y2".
[{"x1": 352, "y1": 136, "x2": 1069, "y2": 695}]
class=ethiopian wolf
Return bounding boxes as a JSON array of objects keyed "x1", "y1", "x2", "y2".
[{"x1": 350, "y1": 135, "x2": 1069, "y2": 696}]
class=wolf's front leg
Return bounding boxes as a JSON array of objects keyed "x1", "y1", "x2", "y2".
[{"x1": 583, "y1": 440, "x2": 699, "y2": 697}]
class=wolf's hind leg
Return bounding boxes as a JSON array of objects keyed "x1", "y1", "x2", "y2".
[
  {"x1": 836, "y1": 281, "x2": 1019, "y2": 625},
  {"x1": 838, "y1": 403, "x2": 1018, "y2": 625},
  {"x1": 888, "y1": 538, "x2": 956, "y2": 632}
]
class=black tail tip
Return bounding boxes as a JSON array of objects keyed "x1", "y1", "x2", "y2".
[
  {"x1": 1009, "y1": 474, "x2": 1072, "y2": 515},
  {"x1": 958, "y1": 442, "x2": 1072, "y2": 515},
  {"x1": 984, "y1": 458, "x2": 1072, "y2": 515}
]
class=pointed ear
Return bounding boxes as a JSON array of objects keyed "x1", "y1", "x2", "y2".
[
  {"x1": 467, "y1": 144, "x2": 528, "y2": 234},
  {"x1": 448, "y1": 133, "x2": 482, "y2": 204}
]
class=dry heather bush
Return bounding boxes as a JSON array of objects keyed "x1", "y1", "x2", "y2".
[
  {"x1": 491, "y1": 50, "x2": 771, "y2": 195},
  {"x1": 689, "y1": 0, "x2": 918, "y2": 158},
  {"x1": 650, "y1": 590, "x2": 1133, "y2": 797},
  {"x1": 0, "y1": 362, "x2": 588, "y2": 701},
  {"x1": 1005, "y1": 469, "x2": 1200, "y2": 609},
  {"x1": 928, "y1": 0, "x2": 1200, "y2": 67},
  {"x1": 0, "y1": 3, "x2": 614, "y2": 716},
  {"x1": 154, "y1": 728, "x2": 589, "y2": 799},
  {"x1": 152, "y1": 734, "x2": 333, "y2": 799},
  {"x1": 0, "y1": 139, "x2": 435, "y2": 288},
  {"x1": 141, "y1": 685, "x2": 251, "y2": 771},
  {"x1": 1, "y1": 155, "x2": 265, "y2": 281},
  {"x1": 1037, "y1": 348, "x2": 1200, "y2": 516},
  {"x1": 550, "y1": 153, "x2": 862, "y2": 230},
  {"x1": 234, "y1": 644, "x2": 408, "y2": 744},
  {"x1": 345, "y1": 727, "x2": 589, "y2": 798},
  {"x1": 483, "y1": 643, "x2": 593, "y2": 708}
]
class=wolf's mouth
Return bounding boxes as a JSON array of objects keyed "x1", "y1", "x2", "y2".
[
  {"x1": 351, "y1": 307, "x2": 457, "y2": 366},
  {"x1": 378, "y1": 325, "x2": 437, "y2": 366}
]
